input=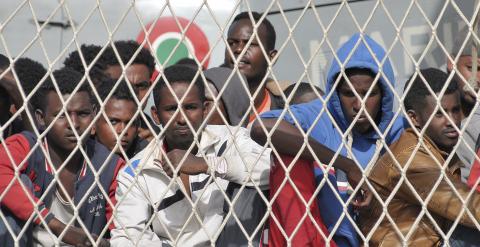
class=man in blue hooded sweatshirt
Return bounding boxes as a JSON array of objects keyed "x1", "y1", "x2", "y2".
[{"x1": 251, "y1": 33, "x2": 405, "y2": 246}]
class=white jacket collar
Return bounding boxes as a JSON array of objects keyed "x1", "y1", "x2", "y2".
[{"x1": 139, "y1": 125, "x2": 224, "y2": 172}]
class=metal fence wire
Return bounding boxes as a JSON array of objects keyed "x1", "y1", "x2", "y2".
[{"x1": 0, "y1": 0, "x2": 479, "y2": 246}]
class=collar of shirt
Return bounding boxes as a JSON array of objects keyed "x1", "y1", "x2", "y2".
[
  {"x1": 197, "y1": 126, "x2": 223, "y2": 154},
  {"x1": 249, "y1": 88, "x2": 271, "y2": 123}
]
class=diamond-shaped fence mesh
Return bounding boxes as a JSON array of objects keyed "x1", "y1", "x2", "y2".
[{"x1": 0, "y1": 0, "x2": 480, "y2": 246}]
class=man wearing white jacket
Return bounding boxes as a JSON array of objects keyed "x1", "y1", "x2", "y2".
[{"x1": 110, "y1": 65, "x2": 271, "y2": 246}]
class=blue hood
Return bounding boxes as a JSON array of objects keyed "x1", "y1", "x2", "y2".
[{"x1": 326, "y1": 33, "x2": 396, "y2": 139}]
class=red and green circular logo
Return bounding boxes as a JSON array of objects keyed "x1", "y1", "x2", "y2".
[{"x1": 137, "y1": 16, "x2": 210, "y2": 68}]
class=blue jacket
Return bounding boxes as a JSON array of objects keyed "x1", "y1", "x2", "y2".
[{"x1": 261, "y1": 33, "x2": 404, "y2": 247}]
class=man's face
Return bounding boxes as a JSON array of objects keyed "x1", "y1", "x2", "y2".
[
  {"x1": 338, "y1": 73, "x2": 382, "y2": 134},
  {"x1": 95, "y1": 98, "x2": 138, "y2": 155},
  {"x1": 37, "y1": 91, "x2": 94, "y2": 152},
  {"x1": 411, "y1": 92, "x2": 462, "y2": 153},
  {"x1": 104, "y1": 64, "x2": 152, "y2": 107},
  {"x1": 224, "y1": 19, "x2": 276, "y2": 86},
  {"x1": 452, "y1": 55, "x2": 480, "y2": 105},
  {"x1": 153, "y1": 82, "x2": 206, "y2": 150}
]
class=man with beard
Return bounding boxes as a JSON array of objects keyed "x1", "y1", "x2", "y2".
[
  {"x1": 110, "y1": 65, "x2": 271, "y2": 246},
  {"x1": 361, "y1": 68, "x2": 480, "y2": 246}
]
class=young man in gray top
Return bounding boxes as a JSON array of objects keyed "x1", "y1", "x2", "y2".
[{"x1": 447, "y1": 26, "x2": 480, "y2": 182}]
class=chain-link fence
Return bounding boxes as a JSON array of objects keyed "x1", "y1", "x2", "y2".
[{"x1": 0, "y1": 0, "x2": 480, "y2": 246}]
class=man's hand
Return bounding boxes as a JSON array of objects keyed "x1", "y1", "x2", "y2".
[
  {"x1": 352, "y1": 185, "x2": 373, "y2": 208},
  {"x1": 160, "y1": 149, "x2": 208, "y2": 177},
  {"x1": 47, "y1": 218, "x2": 110, "y2": 247},
  {"x1": 345, "y1": 164, "x2": 373, "y2": 207}
]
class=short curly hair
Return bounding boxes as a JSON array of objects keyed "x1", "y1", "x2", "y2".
[
  {"x1": 152, "y1": 65, "x2": 205, "y2": 109},
  {"x1": 34, "y1": 67, "x2": 94, "y2": 111},
  {"x1": 404, "y1": 68, "x2": 458, "y2": 112},
  {"x1": 13, "y1": 57, "x2": 47, "y2": 95},
  {"x1": 63, "y1": 44, "x2": 111, "y2": 86},
  {"x1": 101, "y1": 40, "x2": 155, "y2": 77},
  {"x1": 97, "y1": 79, "x2": 136, "y2": 103},
  {"x1": 64, "y1": 44, "x2": 105, "y2": 72}
]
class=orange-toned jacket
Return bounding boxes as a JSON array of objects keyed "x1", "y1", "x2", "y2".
[{"x1": 360, "y1": 128, "x2": 480, "y2": 246}]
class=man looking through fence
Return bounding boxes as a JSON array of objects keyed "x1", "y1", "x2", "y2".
[
  {"x1": 102, "y1": 40, "x2": 160, "y2": 141},
  {"x1": 361, "y1": 68, "x2": 480, "y2": 246},
  {"x1": 110, "y1": 65, "x2": 271, "y2": 246},
  {"x1": 94, "y1": 80, "x2": 147, "y2": 159},
  {"x1": 252, "y1": 33, "x2": 405, "y2": 246},
  {"x1": 0, "y1": 67, "x2": 124, "y2": 246},
  {"x1": 224, "y1": 11, "x2": 285, "y2": 123}
]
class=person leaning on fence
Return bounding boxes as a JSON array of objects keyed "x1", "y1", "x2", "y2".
[
  {"x1": 0, "y1": 67, "x2": 125, "y2": 247},
  {"x1": 447, "y1": 26, "x2": 480, "y2": 183},
  {"x1": 360, "y1": 68, "x2": 480, "y2": 246},
  {"x1": 101, "y1": 40, "x2": 160, "y2": 141},
  {"x1": 94, "y1": 80, "x2": 148, "y2": 159},
  {"x1": 110, "y1": 65, "x2": 271, "y2": 246},
  {"x1": 224, "y1": 11, "x2": 284, "y2": 123},
  {"x1": 283, "y1": 81, "x2": 324, "y2": 105},
  {"x1": 251, "y1": 33, "x2": 405, "y2": 247},
  {"x1": 0, "y1": 54, "x2": 48, "y2": 138}
]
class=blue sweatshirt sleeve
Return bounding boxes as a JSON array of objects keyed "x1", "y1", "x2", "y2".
[{"x1": 261, "y1": 100, "x2": 325, "y2": 133}]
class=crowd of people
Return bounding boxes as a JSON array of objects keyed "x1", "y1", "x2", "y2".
[{"x1": 0, "y1": 10, "x2": 479, "y2": 247}]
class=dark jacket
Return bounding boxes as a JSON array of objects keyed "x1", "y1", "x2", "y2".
[{"x1": 0, "y1": 131, "x2": 125, "y2": 236}]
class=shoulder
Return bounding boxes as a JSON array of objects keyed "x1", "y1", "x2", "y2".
[
  {"x1": 386, "y1": 129, "x2": 425, "y2": 161},
  {"x1": 88, "y1": 139, "x2": 121, "y2": 164},
  {"x1": 5, "y1": 131, "x2": 36, "y2": 153},
  {"x1": 86, "y1": 139, "x2": 126, "y2": 179},
  {"x1": 17, "y1": 131, "x2": 37, "y2": 144},
  {"x1": 386, "y1": 116, "x2": 406, "y2": 143},
  {"x1": 121, "y1": 158, "x2": 142, "y2": 179},
  {"x1": 120, "y1": 140, "x2": 159, "y2": 179},
  {"x1": 204, "y1": 125, "x2": 250, "y2": 141},
  {"x1": 0, "y1": 132, "x2": 43, "y2": 171}
]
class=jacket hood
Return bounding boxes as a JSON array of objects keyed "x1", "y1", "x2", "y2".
[
  {"x1": 326, "y1": 33, "x2": 396, "y2": 138},
  {"x1": 204, "y1": 67, "x2": 250, "y2": 126}
]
